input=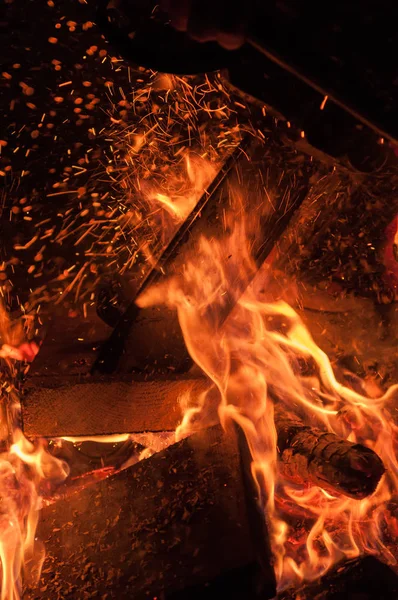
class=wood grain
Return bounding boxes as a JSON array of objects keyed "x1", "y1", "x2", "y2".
[{"x1": 22, "y1": 377, "x2": 209, "y2": 437}]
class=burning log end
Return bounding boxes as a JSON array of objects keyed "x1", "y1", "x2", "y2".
[{"x1": 275, "y1": 407, "x2": 385, "y2": 499}]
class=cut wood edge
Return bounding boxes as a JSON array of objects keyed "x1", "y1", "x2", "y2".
[{"x1": 22, "y1": 378, "x2": 209, "y2": 437}]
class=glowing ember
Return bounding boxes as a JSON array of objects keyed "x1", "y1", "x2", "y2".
[{"x1": 138, "y1": 206, "x2": 398, "y2": 589}]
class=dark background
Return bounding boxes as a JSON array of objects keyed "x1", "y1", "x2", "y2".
[
  {"x1": 0, "y1": 0, "x2": 244, "y2": 319},
  {"x1": 1, "y1": 0, "x2": 397, "y2": 320},
  {"x1": 0, "y1": 0, "x2": 128, "y2": 309}
]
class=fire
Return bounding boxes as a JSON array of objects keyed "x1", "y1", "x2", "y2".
[
  {"x1": 142, "y1": 153, "x2": 217, "y2": 223},
  {"x1": 138, "y1": 200, "x2": 398, "y2": 589},
  {"x1": 137, "y1": 152, "x2": 218, "y2": 268},
  {"x1": 0, "y1": 308, "x2": 68, "y2": 599},
  {"x1": 0, "y1": 57, "x2": 396, "y2": 592},
  {"x1": 0, "y1": 420, "x2": 68, "y2": 600}
]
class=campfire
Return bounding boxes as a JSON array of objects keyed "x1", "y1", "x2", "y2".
[
  {"x1": 2, "y1": 142, "x2": 398, "y2": 597},
  {"x1": 0, "y1": 7, "x2": 397, "y2": 597}
]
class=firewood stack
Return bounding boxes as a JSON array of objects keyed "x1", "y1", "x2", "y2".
[
  {"x1": 22, "y1": 378, "x2": 395, "y2": 599},
  {"x1": 21, "y1": 139, "x2": 397, "y2": 598}
]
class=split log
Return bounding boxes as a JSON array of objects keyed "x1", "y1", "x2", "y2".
[
  {"x1": 278, "y1": 556, "x2": 398, "y2": 600},
  {"x1": 93, "y1": 140, "x2": 252, "y2": 375},
  {"x1": 25, "y1": 425, "x2": 276, "y2": 600},
  {"x1": 274, "y1": 405, "x2": 385, "y2": 499},
  {"x1": 94, "y1": 137, "x2": 313, "y2": 375},
  {"x1": 22, "y1": 377, "x2": 207, "y2": 437},
  {"x1": 22, "y1": 377, "x2": 385, "y2": 500}
]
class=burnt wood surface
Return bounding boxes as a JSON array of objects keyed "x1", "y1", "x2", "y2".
[
  {"x1": 278, "y1": 556, "x2": 398, "y2": 600},
  {"x1": 22, "y1": 376, "x2": 385, "y2": 500},
  {"x1": 25, "y1": 425, "x2": 276, "y2": 599}
]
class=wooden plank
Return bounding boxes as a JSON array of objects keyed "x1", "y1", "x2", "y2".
[
  {"x1": 278, "y1": 556, "x2": 398, "y2": 600},
  {"x1": 22, "y1": 377, "x2": 385, "y2": 500},
  {"x1": 25, "y1": 425, "x2": 276, "y2": 599},
  {"x1": 22, "y1": 377, "x2": 207, "y2": 437}
]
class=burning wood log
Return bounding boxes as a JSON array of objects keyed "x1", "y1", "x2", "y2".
[
  {"x1": 274, "y1": 405, "x2": 385, "y2": 499},
  {"x1": 22, "y1": 377, "x2": 385, "y2": 500},
  {"x1": 278, "y1": 556, "x2": 398, "y2": 600},
  {"x1": 94, "y1": 136, "x2": 313, "y2": 375},
  {"x1": 25, "y1": 425, "x2": 276, "y2": 599},
  {"x1": 93, "y1": 140, "x2": 252, "y2": 375}
]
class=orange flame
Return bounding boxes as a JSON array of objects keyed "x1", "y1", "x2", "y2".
[
  {"x1": 144, "y1": 153, "x2": 217, "y2": 223},
  {"x1": 138, "y1": 199, "x2": 398, "y2": 588},
  {"x1": 0, "y1": 307, "x2": 68, "y2": 599},
  {"x1": 0, "y1": 424, "x2": 69, "y2": 600},
  {"x1": 126, "y1": 151, "x2": 218, "y2": 275}
]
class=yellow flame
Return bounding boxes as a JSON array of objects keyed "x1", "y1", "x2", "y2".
[
  {"x1": 140, "y1": 198, "x2": 398, "y2": 588},
  {"x1": 0, "y1": 426, "x2": 69, "y2": 599},
  {"x1": 143, "y1": 153, "x2": 217, "y2": 223},
  {"x1": 0, "y1": 304, "x2": 69, "y2": 599},
  {"x1": 61, "y1": 434, "x2": 130, "y2": 444}
]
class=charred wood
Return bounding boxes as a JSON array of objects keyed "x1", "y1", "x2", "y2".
[
  {"x1": 169, "y1": 562, "x2": 269, "y2": 600},
  {"x1": 25, "y1": 425, "x2": 276, "y2": 599},
  {"x1": 22, "y1": 377, "x2": 385, "y2": 500},
  {"x1": 278, "y1": 556, "x2": 398, "y2": 600}
]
